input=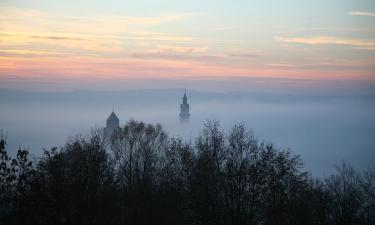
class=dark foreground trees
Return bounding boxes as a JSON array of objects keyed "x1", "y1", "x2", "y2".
[{"x1": 0, "y1": 121, "x2": 374, "y2": 225}]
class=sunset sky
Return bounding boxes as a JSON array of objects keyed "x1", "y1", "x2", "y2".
[{"x1": 1, "y1": 0, "x2": 374, "y2": 92}]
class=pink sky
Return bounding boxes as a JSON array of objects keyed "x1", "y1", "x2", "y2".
[{"x1": 1, "y1": 1, "x2": 375, "y2": 92}]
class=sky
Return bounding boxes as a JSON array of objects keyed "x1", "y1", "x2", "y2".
[{"x1": 0, "y1": 0, "x2": 375, "y2": 92}]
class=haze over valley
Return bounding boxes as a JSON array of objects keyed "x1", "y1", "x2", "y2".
[{"x1": 1, "y1": 88, "x2": 374, "y2": 176}]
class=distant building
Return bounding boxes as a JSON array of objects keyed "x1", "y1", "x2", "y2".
[
  {"x1": 180, "y1": 89, "x2": 190, "y2": 122},
  {"x1": 104, "y1": 110, "x2": 119, "y2": 137}
]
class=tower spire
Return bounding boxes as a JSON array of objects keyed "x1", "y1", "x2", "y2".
[{"x1": 180, "y1": 89, "x2": 190, "y2": 122}]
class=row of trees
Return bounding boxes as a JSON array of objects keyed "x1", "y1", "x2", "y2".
[{"x1": 0, "y1": 120, "x2": 374, "y2": 225}]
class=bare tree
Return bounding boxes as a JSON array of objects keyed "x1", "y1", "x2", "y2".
[
  {"x1": 110, "y1": 120, "x2": 168, "y2": 225},
  {"x1": 326, "y1": 163, "x2": 364, "y2": 225}
]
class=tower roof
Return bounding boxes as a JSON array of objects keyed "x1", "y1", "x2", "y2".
[{"x1": 107, "y1": 111, "x2": 119, "y2": 122}]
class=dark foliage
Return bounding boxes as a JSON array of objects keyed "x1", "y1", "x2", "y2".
[{"x1": 0, "y1": 121, "x2": 374, "y2": 225}]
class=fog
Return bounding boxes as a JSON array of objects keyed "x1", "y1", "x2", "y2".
[{"x1": 0, "y1": 88, "x2": 374, "y2": 176}]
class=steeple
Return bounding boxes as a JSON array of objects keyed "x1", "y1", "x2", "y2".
[
  {"x1": 183, "y1": 88, "x2": 187, "y2": 105},
  {"x1": 104, "y1": 109, "x2": 120, "y2": 137},
  {"x1": 180, "y1": 89, "x2": 190, "y2": 122}
]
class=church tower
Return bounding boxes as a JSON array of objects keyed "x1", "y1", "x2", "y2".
[
  {"x1": 179, "y1": 89, "x2": 190, "y2": 122},
  {"x1": 104, "y1": 109, "x2": 119, "y2": 137}
]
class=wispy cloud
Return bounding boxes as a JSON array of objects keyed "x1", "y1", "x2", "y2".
[
  {"x1": 0, "y1": 7, "x2": 202, "y2": 35},
  {"x1": 208, "y1": 27, "x2": 233, "y2": 31},
  {"x1": 275, "y1": 36, "x2": 375, "y2": 50},
  {"x1": 227, "y1": 53, "x2": 261, "y2": 58},
  {"x1": 348, "y1": 11, "x2": 375, "y2": 18},
  {"x1": 0, "y1": 31, "x2": 123, "y2": 54},
  {"x1": 266, "y1": 63, "x2": 296, "y2": 68},
  {"x1": 130, "y1": 45, "x2": 217, "y2": 60},
  {"x1": 0, "y1": 7, "x2": 205, "y2": 59},
  {"x1": 0, "y1": 49, "x2": 69, "y2": 57},
  {"x1": 130, "y1": 45, "x2": 262, "y2": 61},
  {"x1": 30, "y1": 35, "x2": 86, "y2": 41}
]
